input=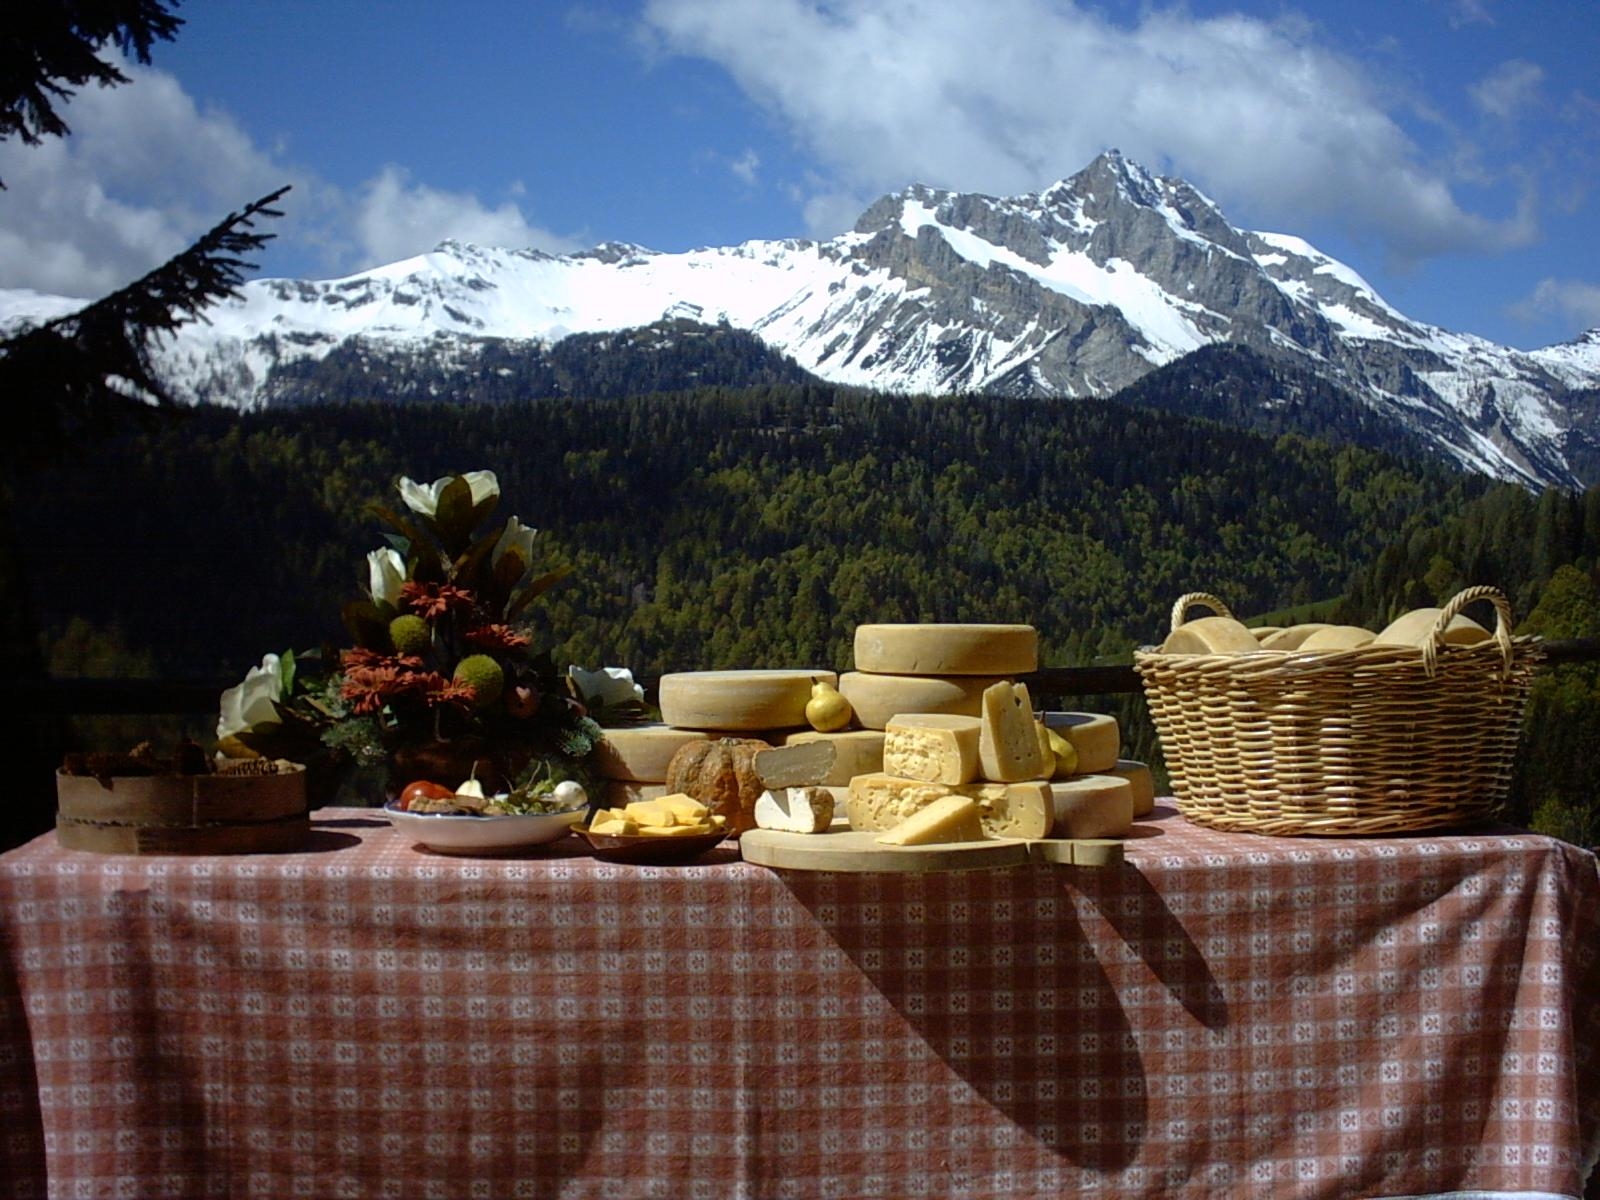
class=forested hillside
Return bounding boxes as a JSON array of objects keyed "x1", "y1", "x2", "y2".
[{"x1": 11, "y1": 384, "x2": 1597, "y2": 840}]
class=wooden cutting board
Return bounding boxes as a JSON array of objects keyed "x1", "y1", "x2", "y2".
[{"x1": 738, "y1": 825, "x2": 1124, "y2": 873}]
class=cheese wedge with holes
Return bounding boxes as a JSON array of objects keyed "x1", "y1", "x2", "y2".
[
  {"x1": 753, "y1": 786, "x2": 835, "y2": 834},
  {"x1": 776, "y1": 729, "x2": 885, "y2": 783},
  {"x1": 978, "y1": 681, "x2": 1046, "y2": 782},
  {"x1": 1040, "y1": 712, "x2": 1120, "y2": 774},
  {"x1": 846, "y1": 773, "x2": 1054, "y2": 839},
  {"x1": 593, "y1": 725, "x2": 711, "y2": 782},
  {"x1": 853, "y1": 623, "x2": 1038, "y2": 676},
  {"x1": 1104, "y1": 759, "x2": 1156, "y2": 817},
  {"x1": 837, "y1": 672, "x2": 999, "y2": 730},
  {"x1": 876, "y1": 796, "x2": 986, "y2": 846},
  {"x1": 658, "y1": 670, "x2": 836, "y2": 731},
  {"x1": 883, "y1": 714, "x2": 982, "y2": 784},
  {"x1": 1048, "y1": 775, "x2": 1134, "y2": 838}
]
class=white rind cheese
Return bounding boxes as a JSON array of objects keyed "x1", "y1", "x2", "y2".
[
  {"x1": 1048, "y1": 775, "x2": 1134, "y2": 839},
  {"x1": 753, "y1": 786, "x2": 836, "y2": 834},
  {"x1": 593, "y1": 724, "x2": 711, "y2": 782},
  {"x1": 978, "y1": 681, "x2": 1046, "y2": 782},
  {"x1": 883, "y1": 714, "x2": 982, "y2": 785},
  {"x1": 847, "y1": 773, "x2": 1054, "y2": 839},
  {"x1": 1104, "y1": 759, "x2": 1156, "y2": 817},
  {"x1": 1040, "y1": 712, "x2": 1121, "y2": 774},
  {"x1": 876, "y1": 796, "x2": 986, "y2": 845},
  {"x1": 853, "y1": 623, "x2": 1038, "y2": 676},
  {"x1": 836, "y1": 672, "x2": 1000, "y2": 731},
  {"x1": 776, "y1": 729, "x2": 886, "y2": 783},
  {"x1": 658, "y1": 669, "x2": 838, "y2": 731}
]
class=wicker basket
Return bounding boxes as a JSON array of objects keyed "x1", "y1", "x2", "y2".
[{"x1": 1133, "y1": 586, "x2": 1543, "y2": 836}]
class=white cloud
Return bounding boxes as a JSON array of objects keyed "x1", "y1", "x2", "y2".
[
  {"x1": 1511, "y1": 278, "x2": 1600, "y2": 331},
  {"x1": 0, "y1": 60, "x2": 579, "y2": 299},
  {"x1": 640, "y1": 0, "x2": 1535, "y2": 260},
  {"x1": 729, "y1": 148, "x2": 761, "y2": 185},
  {"x1": 1471, "y1": 59, "x2": 1545, "y2": 121}
]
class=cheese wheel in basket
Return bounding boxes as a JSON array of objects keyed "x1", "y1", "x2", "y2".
[
  {"x1": 853, "y1": 623, "x2": 1038, "y2": 676},
  {"x1": 658, "y1": 670, "x2": 837, "y2": 731},
  {"x1": 1296, "y1": 625, "x2": 1376, "y2": 651},
  {"x1": 1040, "y1": 712, "x2": 1120, "y2": 774},
  {"x1": 837, "y1": 672, "x2": 999, "y2": 731},
  {"x1": 1373, "y1": 607, "x2": 1491, "y2": 648},
  {"x1": 1159, "y1": 615, "x2": 1263, "y2": 655}
]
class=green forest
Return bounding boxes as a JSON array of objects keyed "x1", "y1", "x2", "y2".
[{"x1": 10, "y1": 383, "x2": 1599, "y2": 847}]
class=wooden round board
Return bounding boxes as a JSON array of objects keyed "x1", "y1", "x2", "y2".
[{"x1": 738, "y1": 826, "x2": 1126, "y2": 872}]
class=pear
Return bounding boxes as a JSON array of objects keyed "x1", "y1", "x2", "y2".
[
  {"x1": 1045, "y1": 725, "x2": 1079, "y2": 778},
  {"x1": 804, "y1": 679, "x2": 853, "y2": 732}
]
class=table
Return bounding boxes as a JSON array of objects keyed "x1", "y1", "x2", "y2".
[{"x1": 2, "y1": 803, "x2": 1597, "y2": 1199}]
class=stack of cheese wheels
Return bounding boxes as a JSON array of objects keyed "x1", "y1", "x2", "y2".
[
  {"x1": 592, "y1": 723, "x2": 717, "y2": 810},
  {"x1": 840, "y1": 623, "x2": 1038, "y2": 730}
]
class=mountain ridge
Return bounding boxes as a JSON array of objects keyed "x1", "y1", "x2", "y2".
[{"x1": 3, "y1": 151, "x2": 1596, "y2": 488}]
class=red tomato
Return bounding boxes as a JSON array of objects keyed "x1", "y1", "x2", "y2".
[{"x1": 397, "y1": 780, "x2": 455, "y2": 810}]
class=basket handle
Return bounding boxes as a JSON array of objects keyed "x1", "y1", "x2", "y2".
[
  {"x1": 1169, "y1": 592, "x2": 1235, "y2": 634},
  {"x1": 1424, "y1": 586, "x2": 1514, "y2": 678}
]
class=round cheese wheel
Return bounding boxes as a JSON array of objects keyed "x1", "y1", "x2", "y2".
[
  {"x1": 1047, "y1": 775, "x2": 1134, "y2": 839},
  {"x1": 1040, "y1": 711, "x2": 1120, "y2": 774},
  {"x1": 1159, "y1": 615, "x2": 1263, "y2": 655},
  {"x1": 1258, "y1": 624, "x2": 1332, "y2": 650},
  {"x1": 593, "y1": 724, "x2": 711, "y2": 782},
  {"x1": 835, "y1": 672, "x2": 1001, "y2": 731},
  {"x1": 853, "y1": 623, "x2": 1038, "y2": 676},
  {"x1": 777, "y1": 729, "x2": 886, "y2": 784},
  {"x1": 658, "y1": 669, "x2": 838, "y2": 731},
  {"x1": 1373, "y1": 608, "x2": 1491, "y2": 648},
  {"x1": 1105, "y1": 759, "x2": 1156, "y2": 817},
  {"x1": 1296, "y1": 625, "x2": 1377, "y2": 651}
]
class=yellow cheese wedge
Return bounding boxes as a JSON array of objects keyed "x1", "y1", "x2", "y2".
[
  {"x1": 1040, "y1": 712, "x2": 1120, "y2": 774},
  {"x1": 1159, "y1": 616, "x2": 1263, "y2": 655},
  {"x1": 593, "y1": 725, "x2": 711, "y2": 782},
  {"x1": 1048, "y1": 775, "x2": 1134, "y2": 839},
  {"x1": 846, "y1": 773, "x2": 1054, "y2": 839},
  {"x1": 659, "y1": 793, "x2": 710, "y2": 823},
  {"x1": 587, "y1": 816, "x2": 637, "y2": 835},
  {"x1": 883, "y1": 713, "x2": 982, "y2": 784},
  {"x1": 836, "y1": 672, "x2": 1000, "y2": 730},
  {"x1": 1295, "y1": 625, "x2": 1377, "y2": 651},
  {"x1": 1373, "y1": 607, "x2": 1491, "y2": 648},
  {"x1": 853, "y1": 623, "x2": 1038, "y2": 676},
  {"x1": 624, "y1": 799, "x2": 679, "y2": 827},
  {"x1": 776, "y1": 729, "x2": 886, "y2": 784},
  {"x1": 658, "y1": 669, "x2": 838, "y2": 731},
  {"x1": 875, "y1": 796, "x2": 986, "y2": 846},
  {"x1": 978, "y1": 680, "x2": 1046, "y2": 782}
]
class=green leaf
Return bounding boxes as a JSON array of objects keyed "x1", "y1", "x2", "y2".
[
  {"x1": 506, "y1": 564, "x2": 573, "y2": 620},
  {"x1": 341, "y1": 599, "x2": 391, "y2": 650},
  {"x1": 435, "y1": 476, "x2": 477, "y2": 551}
]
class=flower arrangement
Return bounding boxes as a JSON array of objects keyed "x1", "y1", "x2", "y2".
[{"x1": 217, "y1": 470, "x2": 645, "y2": 801}]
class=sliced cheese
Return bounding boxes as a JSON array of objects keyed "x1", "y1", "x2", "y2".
[
  {"x1": 882, "y1": 713, "x2": 982, "y2": 785},
  {"x1": 658, "y1": 670, "x2": 838, "y2": 731},
  {"x1": 753, "y1": 786, "x2": 835, "y2": 834},
  {"x1": 593, "y1": 724, "x2": 710, "y2": 782},
  {"x1": 876, "y1": 796, "x2": 986, "y2": 846},
  {"x1": 1105, "y1": 759, "x2": 1156, "y2": 817},
  {"x1": 846, "y1": 773, "x2": 1054, "y2": 840},
  {"x1": 776, "y1": 729, "x2": 886, "y2": 784},
  {"x1": 853, "y1": 623, "x2": 1038, "y2": 676},
  {"x1": 1159, "y1": 616, "x2": 1263, "y2": 655},
  {"x1": 1296, "y1": 625, "x2": 1377, "y2": 651},
  {"x1": 1048, "y1": 775, "x2": 1134, "y2": 839},
  {"x1": 1040, "y1": 712, "x2": 1120, "y2": 774},
  {"x1": 836, "y1": 672, "x2": 999, "y2": 731},
  {"x1": 978, "y1": 681, "x2": 1045, "y2": 782},
  {"x1": 1373, "y1": 607, "x2": 1492, "y2": 648},
  {"x1": 753, "y1": 740, "x2": 837, "y2": 789}
]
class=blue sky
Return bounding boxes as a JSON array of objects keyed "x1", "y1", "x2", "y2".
[{"x1": 1, "y1": 0, "x2": 1596, "y2": 350}]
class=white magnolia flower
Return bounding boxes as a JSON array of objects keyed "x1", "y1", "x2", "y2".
[
  {"x1": 365, "y1": 547, "x2": 407, "y2": 606},
  {"x1": 398, "y1": 470, "x2": 499, "y2": 517},
  {"x1": 217, "y1": 653, "x2": 284, "y2": 740},
  {"x1": 492, "y1": 515, "x2": 538, "y2": 572},
  {"x1": 567, "y1": 665, "x2": 645, "y2": 709}
]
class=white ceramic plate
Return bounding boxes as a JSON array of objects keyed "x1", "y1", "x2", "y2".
[{"x1": 383, "y1": 800, "x2": 585, "y2": 855}]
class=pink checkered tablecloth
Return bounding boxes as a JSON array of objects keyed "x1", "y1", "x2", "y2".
[{"x1": 2, "y1": 803, "x2": 1597, "y2": 1199}]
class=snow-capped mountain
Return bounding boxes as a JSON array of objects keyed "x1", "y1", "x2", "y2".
[{"x1": 6, "y1": 151, "x2": 1598, "y2": 488}]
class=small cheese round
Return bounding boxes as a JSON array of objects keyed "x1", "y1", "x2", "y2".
[
  {"x1": 1040, "y1": 712, "x2": 1120, "y2": 774},
  {"x1": 1048, "y1": 775, "x2": 1134, "y2": 839},
  {"x1": 836, "y1": 672, "x2": 1001, "y2": 731},
  {"x1": 1159, "y1": 615, "x2": 1264, "y2": 655},
  {"x1": 1104, "y1": 759, "x2": 1156, "y2": 817},
  {"x1": 1296, "y1": 625, "x2": 1377, "y2": 651},
  {"x1": 1374, "y1": 607, "x2": 1491, "y2": 648},
  {"x1": 777, "y1": 729, "x2": 886, "y2": 784},
  {"x1": 593, "y1": 724, "x2": 711, "y2": 782},
  {"x1": 1257, "y1": 624, "x2": 1332, "y2": 650},
  {"x1": 853, "y1": 623, "x2": 1038, "y2": 676},
  {"x1": 658, "y1": 669, "x2": 838, "y2": 731}
]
